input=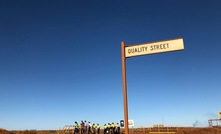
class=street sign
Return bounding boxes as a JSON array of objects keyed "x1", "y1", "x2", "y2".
[
  {"x1": 121, "y1": 38, "x2": 184, "y2": 134},
  {"x1": 128, "y1": 120, "x2": 134, "y2": 128},
  {"x1": 125, "y1": 38, "x2": 184, "y2": 58}
]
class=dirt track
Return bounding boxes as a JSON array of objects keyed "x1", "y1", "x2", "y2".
[{"x1": 176, "y1": 128, "x2": 221, "y2": 134}]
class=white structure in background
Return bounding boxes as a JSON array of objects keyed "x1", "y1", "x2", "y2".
[{"x1": 128, "y1": 120, "x2": 134, "y2": 128}]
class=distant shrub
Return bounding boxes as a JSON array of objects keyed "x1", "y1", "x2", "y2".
[{"x1": 21, "y1": 130, "x2": 37, "y2": 134}]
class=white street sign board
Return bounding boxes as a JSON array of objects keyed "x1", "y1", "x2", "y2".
[
  {"x1": 125, "y1": 38, "x2": 184, "y2": 58},
  {"x1": 128, "y1": 120, "x2": 134, "y2": 128}
]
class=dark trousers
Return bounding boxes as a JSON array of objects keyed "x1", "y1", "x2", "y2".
[
  {"x1": 88, "y1": 127, "x2": 91, "y2": 134},
  {"x1": 92, "y1": 128, "x2": 96, "y2": 134},
  {"x1": 107, "y1": 128, "x2": 110, "y2": 134},
  {"x1": 84, "y1": 126, "x2": 87, "y2": 134},
  {"x1": 97, "y1": 129, "x2": 100, "y2": 134},
  {"x1": 75, "y1": 128, "x2": 79, "y2": 134},
  {"x1": 81, "y1": 128, "x2": 84, "y2": 134},
  {"x1": 117, "y1": 127, "x2": 120, "y2": 134}
]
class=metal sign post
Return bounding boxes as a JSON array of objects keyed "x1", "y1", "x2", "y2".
[
  {"x1": 121, "y1": 41, "x2": 129, "y2": 134},
  {"x1": 121, "y1": 38, "x2": 184, "y2": 134}
]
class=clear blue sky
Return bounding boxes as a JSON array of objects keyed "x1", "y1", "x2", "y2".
[{"x1": 0, "y1": 0, "x2": 221, "y2": 130}]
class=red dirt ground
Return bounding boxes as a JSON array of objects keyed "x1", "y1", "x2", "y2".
[
  {"x1": 176, "y1": 128, "x2": 221, "y2": 134},
  {"x1": 1, "y1": 127, "x2": 221, "y2": 134}
]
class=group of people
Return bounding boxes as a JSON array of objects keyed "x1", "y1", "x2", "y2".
[
  {"x1": 103, "y1": 122, "x2": 121, "y2": 134},
  {"x1": 73, "y1": 121, "x2": 121, "y2": 134}
]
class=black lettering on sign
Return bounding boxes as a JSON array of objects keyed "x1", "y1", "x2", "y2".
[
  {"x1": 127, "y1": 46, "x2": 148, "y2": 54},
  {"x1": 150, "y1": 45, "x2": 153, "y2": 51},
  {"x1": 166, "y1": 43, "x2": 169, "y2": 48},
  {"x1": 150, "y1": 43, "x2": 169, "y2": 51}
]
